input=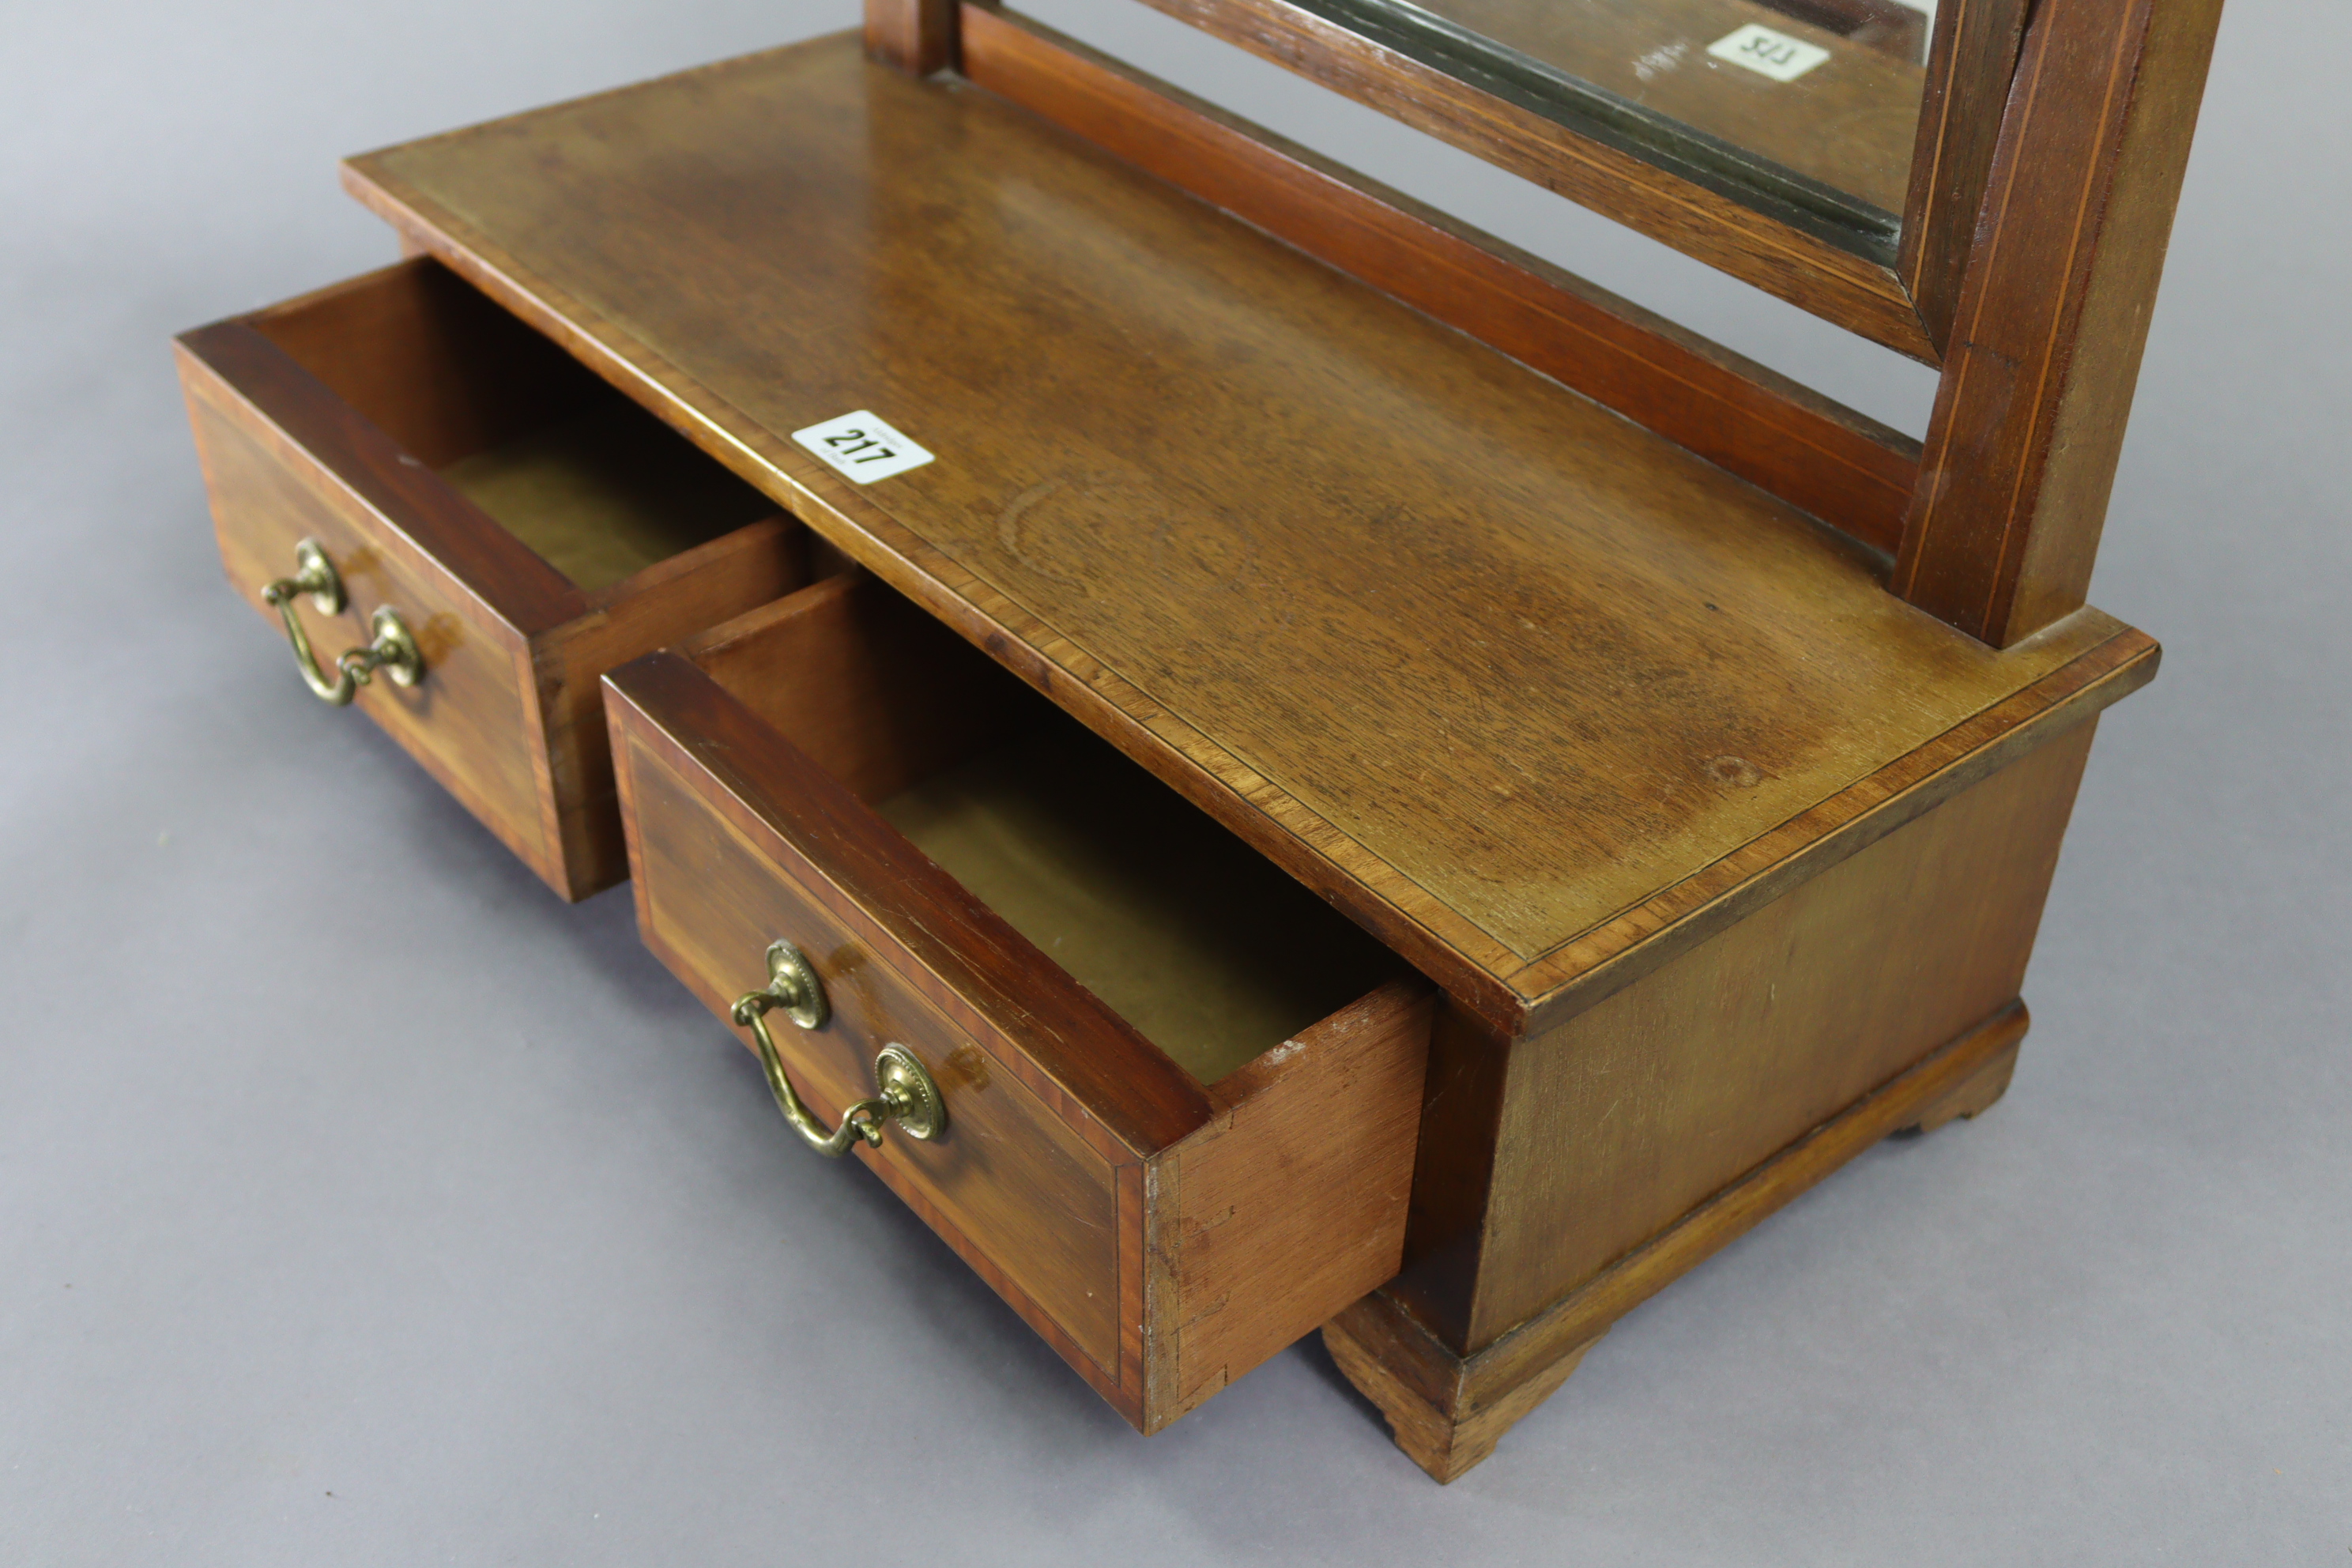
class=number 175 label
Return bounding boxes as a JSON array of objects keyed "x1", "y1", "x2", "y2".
[{"x1": 792, "y1": 410, "x2": 937, "y2": 484}]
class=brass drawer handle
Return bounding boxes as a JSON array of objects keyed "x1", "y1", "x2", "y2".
[
  {"x1": 731, "y1": 940, "x2": 946, "y2": 1156},
  {"x1": 259, "y1": 538, "x2": 423, "y2": 707}
]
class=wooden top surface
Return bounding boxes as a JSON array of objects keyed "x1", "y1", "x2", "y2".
[{"x1": 345, "y1": 34, "x2": 2147, "y2": 1026}]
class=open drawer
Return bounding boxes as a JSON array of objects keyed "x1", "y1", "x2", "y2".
[
  {"x1": 603, "y1": 574, "x2": 1435, "y2": 1432},
  {"x1": 176, "y1": 257, "x2": 827, "y2": 899}
]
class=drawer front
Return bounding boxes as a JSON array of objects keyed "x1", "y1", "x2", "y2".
[
  {"x1": 606, "y1": 648, "x2": 1433, "y2": 1433},
  {"x1": 180, "y1": 341, "x2": 557, "y2": 883},
  {"x1": 624, "y1": 737, "x2": 1132, "y2": 1381}
]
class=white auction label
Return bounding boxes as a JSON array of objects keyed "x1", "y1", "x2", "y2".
[
  {"x1": 1706, "y1": 23, "x2": 1831, "y2": 81},
  {"x1": 791, "y1": 411, "x2": 936, "y2": 484}
]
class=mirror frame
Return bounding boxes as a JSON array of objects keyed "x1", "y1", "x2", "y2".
[{"x1": 1121, "y1": 0, "x2": 2030, "y2": 364}]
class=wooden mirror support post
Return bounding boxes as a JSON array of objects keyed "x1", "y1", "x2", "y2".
[
  {"x1": 868, "y1": 0, "x2": 959, "y2": 75},
  {"x1": 1894, "y1": 0, "x2": 2225, "y2": 647}
]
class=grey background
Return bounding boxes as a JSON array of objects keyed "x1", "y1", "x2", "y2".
[{"x1": 2, "y1": 0, "x2": 2343, "y2": 1561}]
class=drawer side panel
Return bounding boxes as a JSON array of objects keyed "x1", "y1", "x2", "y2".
[{"x1": 1148, "y1": 980, "x2": 1434, "y2": 1430}]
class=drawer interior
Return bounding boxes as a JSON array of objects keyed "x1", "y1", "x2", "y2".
[
  {"x1": 249, "y1": 261, "x2": 777, "y2": 593},
  {"x1": 683, "y1": 575, "x2": 1400, "y2": 1085}
]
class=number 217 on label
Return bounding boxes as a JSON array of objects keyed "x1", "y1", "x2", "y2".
[{"x1": 791, "y1": 411, "x2": 937, "y2": 484}]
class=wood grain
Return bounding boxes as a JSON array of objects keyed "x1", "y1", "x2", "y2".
[
  {"x1": 1102, "y1": 0, "x2": 1936, "y2": 355},
  {"x1": 677, "y1": 571, "x2": 1031, "y2": 803},
  {"x1": 618, "y1": 722, "x2": 1138, "y2": 1393},
  {"x1": 1332, "y1": 997, "x2": 2031, "y2": 1479},
  {"x1": 1322, "y1": 1287, "x2": 1600, "y2": 1483},
  {"x1": 1894, "y1": 0, "x2": 2226, "y2": 645},
  {"x1": 686, "y1": 575, "x2": 1399, "y2": 1087},
  {"x1": 1389, "y1": 724, "x2": 2090, "y2": 1354},
  {"x1": 528, "y1": 518, "x2": 808, "y2": 902},
  {"x1": 1503, "y1": 622, "x2": 2153, "y2": 1030},
  {"x1": 179, "y1": 356, "x2": 555, "y2": 880},
  {"x1": 246, "y1": 258, "x2": 605, "y2": 475},
  {"x1": 179, "y1": 259, "x2": 808, "y2": 899},
  {"x1": 962, "y1": 6, "x2": 1920, "y2": 551},
  {"x1": 1151, "y1": 982, "x2": 1434, "y2": 1424},
  {"x1": 1894, "y1": 0, "x2": 2030, "y2": 352},
  {"x1": 179, "y1": 316, "x2": 583, "y2": 638},
  {"x1": 340, "y1": 39, "x2": 2138, "y2": 1027},
  {"x1": 866, "y1": 0, "x2": 958, "y2": 74},
  {"x1": 606, "y1": 650, "x2": 1213, "y2": 1162},
  {"x1": 1898, "y1": 1035, "x2": 2019, "y2": 1133},
  {"x1": 605, "y1": 645, "x2": 1432, "y2": 1431},
  {"x1": 179, "y1": 0, "x2": 2212, "y2": 1470},
  {"x1": 1489, "y1": 997, "x2": 2030, "y2": 1362},
  {"x1": 1453, "y1": 723, "x2": 2094, "y2": 1351},
  {"x1": 438, "y1": 401, "x2": 779, "y2": 593}
]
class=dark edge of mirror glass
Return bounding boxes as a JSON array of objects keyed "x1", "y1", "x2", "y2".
[{"x1": 1284, "y1": 0, "x2": 1906, "y2": 258}]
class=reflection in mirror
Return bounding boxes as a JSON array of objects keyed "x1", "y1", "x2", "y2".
[
  {"x1": 1299, "y1": 0, "x2": 1932, "y2": 248},
  {"x1": 1018, "y1": 0, "x2": 1941, "y2": 432}
]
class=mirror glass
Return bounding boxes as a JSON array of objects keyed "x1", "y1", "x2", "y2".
[{"x1": 1304, "y1": 0, "x2": 1932, "y2": 249}]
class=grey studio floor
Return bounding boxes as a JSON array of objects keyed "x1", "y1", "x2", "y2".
[{"x1": 4, "y1": 0, "x2": 2346, "y2": 1562}]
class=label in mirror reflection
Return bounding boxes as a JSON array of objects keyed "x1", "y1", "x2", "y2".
[{"x1": 1308, "y1": 0, "x2": 1933, "y2": 247}]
